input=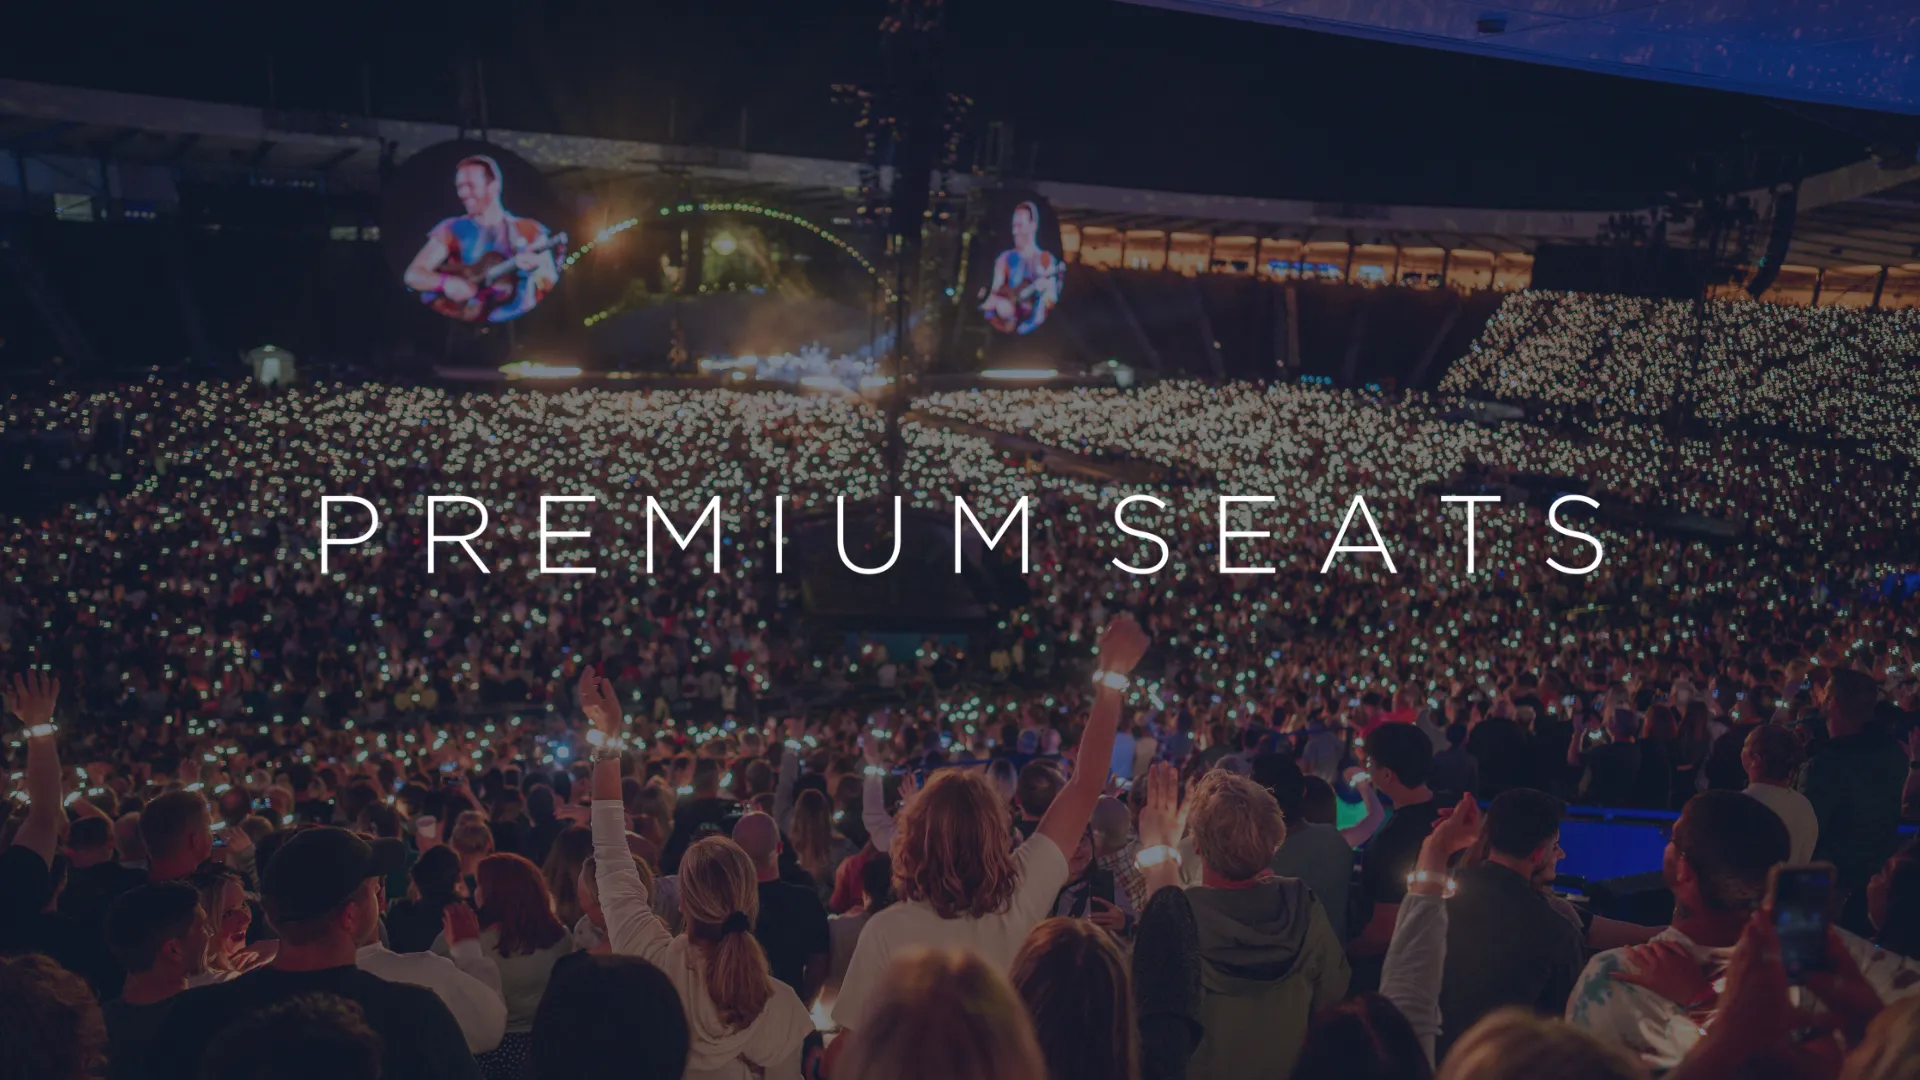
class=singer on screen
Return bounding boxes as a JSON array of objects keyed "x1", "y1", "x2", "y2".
[
  {"x1": 981, "y1": 200, "x2": 1063, "y2": 335},
  {"x1": 403, "y1": 154, "x2": 563, "y2": 323}
]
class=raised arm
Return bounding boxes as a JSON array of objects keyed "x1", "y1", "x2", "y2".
[
  {"x1": 6, "y1": 674, "x2": 65, "y2": 866},
  {"x1": 1379, "y1": 794, "x2": 1481, "y2": 1065},
  {"x1": 860, "y1": 727, "x2": 897, "y2": 854},
  {"x1": 1036, "y1": 615, "x2": 1149, "y2": 857},
  {"x1": 772, "y1": 719, "x2": 803, "y2": 831},
  {"x1": 579, "y1": 670, "x2": 672, "y2": 965},
  {"x1": 436, "y1": 903, "x2": 509, "y2": 1054},
  {"x1": 1338, "y1": 772, "x2": 1385, "y2": 848}
]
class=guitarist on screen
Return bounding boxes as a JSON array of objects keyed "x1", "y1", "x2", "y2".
[
  {"x1": 980, "y1": 200, "x2": 1062, "y2": 335},
  {"x1": 404, "y1": 154, "x2": 561, "y2": 323}
]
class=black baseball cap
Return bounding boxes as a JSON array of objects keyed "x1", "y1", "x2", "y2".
[{"x1": 260, "y1": 827, "x2": 409, "y2": 924}]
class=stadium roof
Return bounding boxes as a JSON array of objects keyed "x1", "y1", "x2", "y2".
[
  {"x1": 2, "y1": 77, "x2": 1917, "y2": 267},
  {"x1": 1118, "y1": 0, "x2": 1920, "y2": 115}
]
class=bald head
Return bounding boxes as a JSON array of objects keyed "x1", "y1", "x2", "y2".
[
  {"x1": 1090, "y1": 796, "x2": 1133, "y2": 857},
  {"x1": 731, "y1": 812, "x2": 781, "y2": 873}
]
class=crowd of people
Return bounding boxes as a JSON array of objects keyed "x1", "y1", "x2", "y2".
[
  {"x1": 3, "y1": 374, "x2": 1920, "y2": 1079},
  {"x1": 1442, "y1": 291, "x2": 1920, "y2": 461}
]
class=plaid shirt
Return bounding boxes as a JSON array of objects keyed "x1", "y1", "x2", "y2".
[{"x1": 1097, "y1": 839, "x2": 1149, "y2": 913}]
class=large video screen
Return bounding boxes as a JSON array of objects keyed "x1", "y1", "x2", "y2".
[
  {"x1": 972, "y1": 190, "x2": 1064, "y2": 337},
  {"x1": 382, "y1": 140, "x2": 570, "y2": 324}
]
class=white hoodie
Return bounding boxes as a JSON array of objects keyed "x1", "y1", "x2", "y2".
[{"x1": 593, "y1": 802, "x2": 813, "y2": 1080}]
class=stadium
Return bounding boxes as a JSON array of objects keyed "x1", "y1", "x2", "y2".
[{"x1": 3, "y1": 3, "x2": 1920, "y2": 1080}]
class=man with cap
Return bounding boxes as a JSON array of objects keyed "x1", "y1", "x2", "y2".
[
  {"x1": 148, "y1": 827, "x2": 479, "y2": 1080},
  {"x1": 351, "y1": 836, "x2": 509, "y2": 1055}
]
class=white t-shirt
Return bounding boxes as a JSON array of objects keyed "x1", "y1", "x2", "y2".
[
  {"x1": 830, "y1": 832, "x2": 1069, "y2": 1031},
  {"x1": 1743, "y1": 782, "x2": 1820, "y2": 865}
]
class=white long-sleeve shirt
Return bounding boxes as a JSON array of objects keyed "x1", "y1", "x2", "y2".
[
  {"x1": 355, "y1": 939, "x2": 507, "y2": 1054},
  {"x1": 592, "y1": 801, "x2": 812, "y2": 1080}
]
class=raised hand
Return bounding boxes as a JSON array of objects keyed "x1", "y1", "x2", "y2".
[
  {"x1": 1087, "y1": 896, "x2": 1127, "y2": 934},
  {"x1": 443, "y1": 901, "x2": 481, "y2": 945},
  {"x1": 1094, "y1": 614, "x2": 1150, "y2": 675},
  {"x1": 1425, "y1": 792, "x2": 1482, "y2": 856},
  {"x1": 4, "y1": 672, "x2": 60, "y2": 730},
  {"x1": 1138, "y1": 762, "x2": 1182, "y2": 850},
  {"x1": 577, "y1": 668, "x2": 622, "y2": 737}
]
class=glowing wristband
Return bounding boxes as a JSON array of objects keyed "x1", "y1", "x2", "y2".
[
  {"x1": 1092, "y1": 670, "x2": 1131, "y2": 692},
  {"x1": 585, "y1": 728, "x2": 623, "y2": 748},
  {"x1": 1135, "y1": 844, "x2": 1182, "y2": 870},
  {"x1": 784, "y1": 739, "x2": 803, "y2": 751},
  {"x1": 1405, "y1": 869, "x2": 1456, "y2": 897},
  {"x1": 863, "y1": 765, "x2": 889, "y2": 778},
  {"x1": 25, "y1": 723, "x2": 57, "y2": 739}
]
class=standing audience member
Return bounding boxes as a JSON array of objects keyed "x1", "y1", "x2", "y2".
[
  {"x1": 1010, "y1": 917, "x2": 1138, "y2": 1080},
  {"x1": 384, "y1": 846, "x2": 464, "y2": 955},
  {"x1": 830, "y1": 615, "x2": 1148, "y2": 1049},
  {"x1": 582, "y1": 672, "x2": 813, "y2": 1080},
  {"x1": 824, "y1": 855, "x2": 892, "y2": 1009},
  {"x1": 187, "y1": 864, "x2": 266, "y2": 982},
  {"x1": 1350, "y1": 723, "x2": 1442, "y2": 966},
  {"x1": 1437, "y1": 789, "x2": 1584, "y2": 1056},
  {"x1": 836, "y1": 947, "x2": 1047, "y2": 1080},
  {"x1": 0, "y1": 952, "x2": 109, "y2": 1080},
  {"x1": 102, "y1": 882, "x2": 209, "y2": 1080},
  {"x1": 788, "y1": 789, "x2": 853, "y2": 906},
  {"x1": 1294, "y1": 992, "x2": 1432, "y2": 1080},
  {"x1": 1439, "y1": 1009, "x2": 1644, "y2": 1080},
  {"x1": 1568, "y1": 710, "x2": 1643, "y2": 808},
  {"x1": 1428, "y1": 724, "x2": 1479, "y2": 797},
  {"x1": 733, "y1": 811, "x2": 830, "y2": 1004},
  {"x1": 528, "y1": 955, "x2": 690, "y2": 1080},
  {"x1": 1182, "y1": 768, "x2": 1350, "y2": 1077},
  {"x1": 355, "y1": 878, "x2": 507, "y2": 1056},
  {"x1": 139, "y1": 791, "x2": 214, "y2": 884},
  {"x1": 431, "y1": 852, "x2": 571, "y2": 1077},
  {"x1": 195, "y1": 994, "x2": 385, "y2": 1080},
  {"x1": 1804, "y1": 668, "x2": 1908, "y2": 932},
  {"x1": 1741, "y1": 724, "x2": 1819, "y2": 864},
  {"x1": 148, "y1": 827, "x2": 478, "y2": 1080},
  {"x1": 1260, "y1": 755, "x2": 1382, "y2": 945}
]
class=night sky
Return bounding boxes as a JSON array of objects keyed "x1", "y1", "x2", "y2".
[{"x1": 0, "y1": 0, "x2": 1875, "y2": 209}]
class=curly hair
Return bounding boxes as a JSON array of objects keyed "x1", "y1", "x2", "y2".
[
  {"x1": 892, "y1": 771, "x2": 1018, "y2": 920},
  {"x1": 0, "y1": 954, "x2": 107, "y2": 1080},
  {"x1": 1187, "y1": 768, "x2": 1285, "y2": 881}
]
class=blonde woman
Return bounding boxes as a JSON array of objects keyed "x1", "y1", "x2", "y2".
[
  {"x1": 837, "y1": 947, "x2": 1047, "y2": 1080},
  {"x1": 581, "y1": 672, "x2": 813, "y2": 1080}
]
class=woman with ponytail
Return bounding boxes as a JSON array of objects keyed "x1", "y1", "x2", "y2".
[{"x1": 579, "y1": 670, "x2": 813, "y2": 1080}]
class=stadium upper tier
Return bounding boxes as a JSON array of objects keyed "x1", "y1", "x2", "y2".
[
  {"x1": 1119, "y1": 0, "x2": 1920, "y2": 115},
  {"x1": 5, "y1": 77, "x2": 1920, "y2": 301}
]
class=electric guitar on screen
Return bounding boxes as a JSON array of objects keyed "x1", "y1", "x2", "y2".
[{"x1": 428, "y1": 231, "x2": 569, "y2": 322}]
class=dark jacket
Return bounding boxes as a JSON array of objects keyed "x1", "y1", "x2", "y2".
[
  {"x1": 1184, "y1": 877, "x2": 1350, "y2": 1079},
  {"x1": 1134, "y1": 886, "x2": 1203, "y2": 1080},
  {"x1": 1436, "y1": 862, "x2": 1585, "y2": 1057},
  {"x1": 1803, "y1": 730, "x2": 1909, "y2": 892}
]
